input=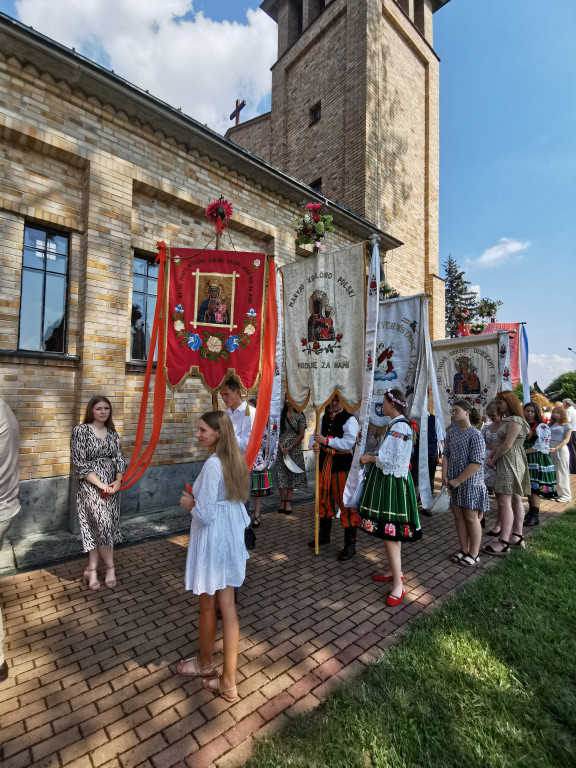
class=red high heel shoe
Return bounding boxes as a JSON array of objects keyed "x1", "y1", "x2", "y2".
[{"x1": 373, "y1": 574, "x2": 404, "y2": 583}]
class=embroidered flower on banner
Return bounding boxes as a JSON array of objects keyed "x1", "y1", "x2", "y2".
[
  {"x1": 247, "y1": 308, "x2": 257, "y2": 317},
  {"x1": 225, "y1": 335, "x2": 240, "y2": 353},
  {"x1": 206, "y1": 336, "x2": 223, "y2": 354},
  {"x1": 384, "y1": 523, "x2": 396, "y2": 537},
  {"x1": 172, "y1": 305, "x2": 188, "y2": 346},
  {"x1": 244, "y1": 323, "x2": 256, "y2": 336},
  {"x1": 187, "y1": 333, "x2": 202, "y2": 351},
  {"x1": 252, "y1": 260, "x2": 261, "y2": 270}
]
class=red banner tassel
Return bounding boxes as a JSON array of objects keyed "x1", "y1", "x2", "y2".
[
  {"x1": 120, "y1": 242, "x2": 167, "y2": 490},
  {"x1": 244, "y1": 261, "x2": 278, "y2": 470}
]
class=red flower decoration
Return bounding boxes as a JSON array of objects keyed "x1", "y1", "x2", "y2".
[
  {"x1": 410, "y1": 420, "x2": 419, "y2": 431},
  {"x1": 313, "y1": 341, "x2": 320, "y2": 350},
  {"x1": 206, "y1": 197, "x2": 233, "y2": 233},
  {"x1": 336, "y1": 333, "x2": 343, "y2": 342},
  {"x1": 301, "y1": 337, "x2": 308, "y2": 346},
  {"x1": 404, "y1": 525, "x2": 410, "y2": 537}
]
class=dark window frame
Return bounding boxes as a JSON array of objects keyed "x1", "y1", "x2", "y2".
[
  {"x1": 309, "y1": 101, "x2": 322, "y2": 125},
  {"x1": 18, "y1": 223, "x2": 69, "y2": 354},
  {"x1": 130, "y1": 251, "x2": 159, "y2": 362},
  {"x1": 309, "y1": 178, "x2": 323, "y2": 194}
]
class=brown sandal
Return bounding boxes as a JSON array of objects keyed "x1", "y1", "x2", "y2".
[{"x1": 201, "y1": 676, "x2": 238, "y2": 702}]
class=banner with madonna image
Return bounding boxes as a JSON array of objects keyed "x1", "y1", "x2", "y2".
[
  {"x1": 281, "y1": 242, "x2": 366, "y2": 412},
  {"x1": 165, "y1": 249, "x2": 269, "y2": 392},
  {"x1": 431, "y1": 332, "x2": 504, "y2": 426}
]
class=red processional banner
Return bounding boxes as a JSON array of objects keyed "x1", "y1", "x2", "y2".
[
  {"x1": 464, "y1": 322, "x2": 520, "y2": 387},
  {"x1": 165, "y1": 248, "x2": 269, "y2": 392}
]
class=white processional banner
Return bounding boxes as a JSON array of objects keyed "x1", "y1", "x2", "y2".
[
  {"x1": 432, "y1": 333, "x2": 503, "y2": 426},
  {"x1": 281, "y1": 242, "x2": 366, "y2": 411},
  {"x1": 369, "y1": 295, "x2": 426, "y2": 429}
]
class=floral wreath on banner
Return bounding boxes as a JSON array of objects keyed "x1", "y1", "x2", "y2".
[
  {"x1": 172, "y1": 303, "x2": 258, "y2": 361},
  {"x1": 206, "y1": 197, "x2": 233, "y2": 234},
  {"x1": 300, "y1": 333, "x2": 343, "y2": 355},
  {"x1": 295, "y1": 202, "x2": 334, "y2": 254}
]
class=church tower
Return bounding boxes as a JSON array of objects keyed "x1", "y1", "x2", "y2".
[{"x1": 227, "y1": 0, "x2": 450, "y2": 339}]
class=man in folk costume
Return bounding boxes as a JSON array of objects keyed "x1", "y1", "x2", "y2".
[{"x1": 309, "y1": 394, "x2": 359, "y2": 560}]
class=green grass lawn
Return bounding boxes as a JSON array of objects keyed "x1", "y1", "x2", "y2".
[{"x1": 247, "y1": 509, "x2": 576, "y2": 768}]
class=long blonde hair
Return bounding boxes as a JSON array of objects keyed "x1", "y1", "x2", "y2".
[{"x1": 200, "y1": 410, "x2": 250, "y2": 502}]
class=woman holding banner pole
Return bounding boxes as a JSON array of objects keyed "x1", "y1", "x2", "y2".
[{"x1": 357, "y1": 388, "x2": 421, "y2": 607}]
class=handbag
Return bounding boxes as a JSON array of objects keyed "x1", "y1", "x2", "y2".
[
  {"x1": 425, "y1": 485, "x2": 451, "y2": 515},
  {"x1": 244, "y1": 526, "x2": 256, "y2": 550}
]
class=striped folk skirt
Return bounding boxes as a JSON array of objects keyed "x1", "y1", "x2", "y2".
[
  {"x1": 527, "y1": 450, "x2": 557, "y2": 499},
  {"x1": 251, "y1": 470, "x2": 273, "y2": 497},
  {"x1": 357, "y1": 464, "x2": 422, "y2": 542}
]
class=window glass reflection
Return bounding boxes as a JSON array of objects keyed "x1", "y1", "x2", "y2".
[
  {"x1": 44, "y1": 274, "x2": 66, "y2": 352},
  {"x1": 19, "y1": 270, "x2": 43, "y2": 350}
]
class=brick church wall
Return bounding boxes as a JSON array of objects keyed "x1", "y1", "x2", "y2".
[{"x1": 0, "y1": 42, "x2": 364, "y2": 536}]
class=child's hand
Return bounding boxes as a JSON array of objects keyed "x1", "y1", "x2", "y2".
[{"x1": 180, "y1": 489, "x2": 195, "y2": 511}]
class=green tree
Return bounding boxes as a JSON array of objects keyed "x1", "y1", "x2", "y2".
[
  {"x1": 545, "y1": 371, "x2": 576, "y2": 401},
  {"x1": 443, "y1": 256, "x2": 478, "y2": 337}
]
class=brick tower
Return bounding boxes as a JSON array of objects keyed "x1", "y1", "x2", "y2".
[{"x1": 227, "y1": 0, "x2": 450, "y2": 339}]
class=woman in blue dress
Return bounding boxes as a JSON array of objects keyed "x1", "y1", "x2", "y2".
[{"x1": 442, "y1": 400, "x2": 489, "y2": 566}]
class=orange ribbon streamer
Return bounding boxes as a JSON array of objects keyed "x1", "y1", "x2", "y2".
[
  {"x1": 120, "y1": 242, "x2": 167, "y2": 491},
  {"x1": 244, "y1": 261, "x2": 278, "y2": 470}
]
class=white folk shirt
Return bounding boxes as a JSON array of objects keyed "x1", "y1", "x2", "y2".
[
  {"x1": 308, "y1": 414, "x2": 359, "y2": 452},
  {"x1": 226, "y1": 400, "x2": 256, "y2": 455},
  {"x1": 565, "y1": 406, "x2": 576, "y2": 432}
]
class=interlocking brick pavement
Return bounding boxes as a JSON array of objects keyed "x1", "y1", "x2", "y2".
[{"x1": 1, "y1": 475, "x2": 574, "y2": 768}]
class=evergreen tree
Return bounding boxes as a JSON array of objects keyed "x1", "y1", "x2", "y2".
[{"x1": 443, "y1": 256, "x2": 478, "y2": 337}]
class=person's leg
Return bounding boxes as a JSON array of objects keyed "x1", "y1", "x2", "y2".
[
  {"x1": 84, "y1": 548, "x2": 100, "y2": 589},
  {"x1": 0, "y1": 519, "x2": 14, "y2": 673},
  {"x1": 451, "y1": 504, "x2": 469, "y2": 556},
  {"x1": 384, "y1": 540, "x2": 403, "y2": 598},
  {"x1": 335, "y1": 471, "x2": 356, "y2": 561},
  {"x1": 484, "y1": 493, "x2": 512, "y2": 552},
  {"x1": 252, "y1": 496, "x2": 262, "y2": 526},
  {"x1": 216, "y1": 586, "x2": 239, "y2": 692},
  {"x1": 284, "y1": 488, "x2": 294, "y2": 513},
  {"x1": 197, "y1": 592, "x2": 217, "y2": 669},
  {"x1": 278, "y1": 485, "x2": 286, "y2": 512},
  {"x1": 98, "y1": 546, "x2": 116, "y2": 588},
  {"x1": 462, "y1": 507, "x2": 482, "y2": 558},
  {"x1": 525, "y1": 492, "x2": 540, "y2": 526}
]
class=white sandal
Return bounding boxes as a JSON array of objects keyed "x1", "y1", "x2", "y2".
[{"x1": 176, "y1": 656, "x2": 218, "y2": 678}]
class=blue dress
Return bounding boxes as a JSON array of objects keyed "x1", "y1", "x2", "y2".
[{"x1": 444, "y1": 426, "x2": 489, "y2": 512}]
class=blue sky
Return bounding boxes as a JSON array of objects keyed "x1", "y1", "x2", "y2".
[{"x1": 1, "y1": 0, "x2": 574, "y2": 386}]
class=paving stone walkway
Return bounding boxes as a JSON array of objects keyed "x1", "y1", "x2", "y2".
[{"x1": 1, "y1": 476, "x2": 574, "y2": 768}]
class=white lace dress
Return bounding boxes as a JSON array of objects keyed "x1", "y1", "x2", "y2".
[{"x1": 185, "y1": 455, "x2": 251, "y2": 595}]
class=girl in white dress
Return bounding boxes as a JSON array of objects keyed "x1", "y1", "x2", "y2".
[
  {"x1": 548, "y1": 406, "x2": 572, "y2": 504},
  {"x1": 177, "y1": 410, "x2": 250, "y2": 703}
]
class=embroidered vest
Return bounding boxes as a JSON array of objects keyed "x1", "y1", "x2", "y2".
[{"x1": 320, "y1": 409, "x2": 354, "y2": 473}]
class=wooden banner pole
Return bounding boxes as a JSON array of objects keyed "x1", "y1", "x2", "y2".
[{"x1": 314, "y1": 408, "x2": 320, "y2": 555}]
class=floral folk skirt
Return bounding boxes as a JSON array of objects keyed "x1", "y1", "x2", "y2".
[
  {"x1": 251, "y1": 470, "x2": 273, "y2": 497},
  {"x1": 357, "y1": 464, "x2": 421, "y2": 542},
  {"x1": 527, "y1": 451, "x2": 558, "y2": 499}
]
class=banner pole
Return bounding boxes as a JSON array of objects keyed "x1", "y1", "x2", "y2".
[{"x1": 314, "y1": 408, "x2": 320, "y2": 555}]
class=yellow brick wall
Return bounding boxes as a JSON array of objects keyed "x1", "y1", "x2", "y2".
[{"x1": 0, "y1": 48, "x2": 363, "y2": 488}]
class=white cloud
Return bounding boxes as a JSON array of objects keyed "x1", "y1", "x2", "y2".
[
  {"x1": 15, "y1": 0, "x2": 277, "y2": 134},
  {"x1": 528, "y1": 353, "x2": 574, "y2": 390},
  {"x1": 469, "y1": 284, "x2": 481, "y2": 299},
  {"x1": 474, "y1": 237, "x2": 530, "y2": 268}
]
